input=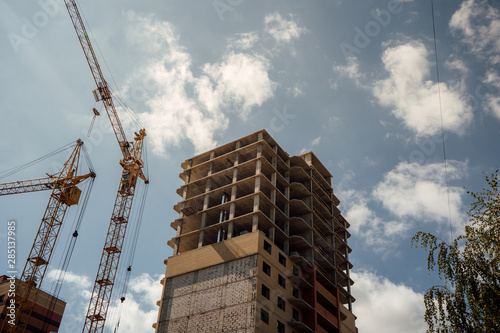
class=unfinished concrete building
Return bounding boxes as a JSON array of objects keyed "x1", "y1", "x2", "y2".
[
  {"x1": 154, "y1": 130, "x2": 357, "y2": 333},
  {"x1": 0, "y1": 275, "x2": 66, "y2": 333}
]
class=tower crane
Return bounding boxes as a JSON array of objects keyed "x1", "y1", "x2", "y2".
[
  {"x1": 0, "y1": 140, "x2": 95, "y2": 332},
  {"x1": 63, "y1": 1, "x2": 149, "y2": 332}
]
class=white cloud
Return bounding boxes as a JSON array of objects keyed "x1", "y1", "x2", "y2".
[
  {"x1": 311, "y1": 136, "x2": 321, "y2": 145},
  {"x1": 363, "y1": 156, "x2": 378, "y2": 167},
  {"x1": 449, "y1": 1, "x2": 500, "y2": 122},
  {"x1": 123, "y1": 12, "x2": 275, "y2": 155},
  {"x1": 264, "y1": 12, "x2": 306, "y2": 43},
  {"x1": 129, "y1": 272, "x2": 163, "y2": 306},
  {"x1": 105, "y1": 273, "x2": 163, "y2": 333},
  {"x1": 373, "y1": 40, "x2": 473, "y2": 136},
  {"x1": 46, "y1": 270, "x2": 162, "y2": 333},
  {"x1": 352, "y1": 270, "x2": 426, "y2": 333},
  {"x1": 482, "y1": 69, "x2": 500, "y2": 120},
  {"x1": 341, "y1": 189, "x2": 411, "y2": 254},
  {"x1": 445, "y1": 58, "x2": 469, "y2": 75},
  {"x1": 46, "y1": 269, "x2": 92, "y2": 291},
  {"x1": 372, "y1": 160, "x2": 468, "y2": 229},
  {"x1": 287, "y1": 83, "x2": 304, "y2": 97},
  {"x1": 227, "y1": 32, "x2": 259, "y2": 50},
  {"x1": 334, "y1": 40, "x2": 474, "y2": 136},
  {"x1": 201, "y1": 52, "x2": 275, "y2": 118},
  {"x1": 332, "y1": 57, "x2": 366, "y2": 89},
  {"x1": 339, "y1": 160, "x2": 468, "y2": 253},
  {"x1": 45, "y1": 270, "x2": 92, "y2": 332},
  {"x1": 450, "y1": 0, "x2": 500, "y2": 64}
]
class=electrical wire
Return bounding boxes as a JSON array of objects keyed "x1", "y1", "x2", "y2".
[{"x1": 430, "y1": 0, "x2": 454, "y2": 243}]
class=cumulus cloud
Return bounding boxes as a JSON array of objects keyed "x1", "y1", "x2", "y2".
[
  {"x1": 373, "y1": 41, "x2": 473, "y2": 136},
  {"x1": 264, "y1": 12, "x2": 306, "y2": 43},
  {"x1": 287, "y1": 83, "x2": 305, "y2": 97},
  {"x1": 482, "y1": 69, "x2": 500, "y2": 120},
  {"x1": 201, "y1": 52, "x2": 275, "y2": 118},
  {"x1": 339, "y1": 159, "x2": 468, "y2": 253},
  {"x1": 352, "y1": 270, "x2": 426, "y2": 333},
  {"x1": 450, "y1": 0, "x2": 500, "y2": 64},
  {"x1": 47, "y1": 270, "x2": 163, "y2": 333},
  {"x1": 123, "y1": 12, "x2": 275, "y2": 155},
  {"x1": 334, "y1": 40, "x2": 474, "y2": 136},
  {"x1": 373, "y1": 160, "x2": 468, "y2": 229},
  {"x1": 46, "y1": 269, "x2": 92, "y2": 290},
  {"x1": 449, "y1": 1, "x2": 500, "y2": 122},
  {"x1": 45, "y1": 270, "x2": 93, "y2": 332},
  {"x1": 332, "y1": 57, "x2": 366, "y2": 88},
  {"x1": 341, "y1": 189, "x2": 411, "y2": 254},
  {"x1": 105, "y1": 273, "x2": 163, "y2": 333},
  {"x1": 227, "y1": 32, "x2": 259, "y2": 50}
]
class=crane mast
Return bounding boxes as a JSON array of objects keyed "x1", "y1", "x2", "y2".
[
  {"x1": 1, "y1": 140, "x2": 95, "y2": 333},
  {"x1": 63, "y1": 1, "x2": 149, "y2": 332}
]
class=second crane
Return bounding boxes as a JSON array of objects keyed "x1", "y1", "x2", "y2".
[{"x1": 63, "y1": 1, "x2": 149, "y2": 332}]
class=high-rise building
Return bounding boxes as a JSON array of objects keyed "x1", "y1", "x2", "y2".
[
  {"x1": 154, "y1": 130, "x2": 357, "y2": 333},
  {"x1": 0, "y1": 275, "x2": 66, "y2": 333}
]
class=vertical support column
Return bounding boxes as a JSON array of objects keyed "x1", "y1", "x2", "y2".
[
  {"x1": 270, "y1": 172, "x2": 276, "y2": 223},
  {"x1": 228, "y1": 184, "x2": 237, "y2": 239},
  {"x1": 198, "y1": 153, "x2": 215, "y2": 248},
  {"x1": 187, "y1": 159, "x2": 193, "y2": 181},
  {"x1": 257, "y1": 131, "x2": 264, "y2": 141},
  {"x1": 198, "y1": 233, "x2": 204, "y2": 249},
  {"x1": 227, "y1": 142, "x2": 240, "y2": 239},
  {"x1": 253, "y1": 142, "x2": 263, "y2": 233},
  {"x1": 284, "y1": 171, "x2": 290, "y2": 217},
  {"x1": 283, "y1": 226, "x2": 289, "y2": 255},
  {"x1": 252, "y1": 214, "x2": 259, "y2": 232},
  {"x1": 284, "y1": 167, "x2": 290, "y2": 254},
  {"x1": 252, "y1": 173, "x2": 260, "y2": 232},
  {"x1": 344, "y1": 224, "x2": 353, "y2": 312},
  {"x1": 174, "y1": 160, "x2": 192, "y2": 255},
  {"x1": 173, "y1": 235, "x2": 180, "y2": 255}
]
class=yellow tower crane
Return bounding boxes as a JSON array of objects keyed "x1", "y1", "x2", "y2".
[
  {"x1": 62, "y1": 1, "x2": 149, "y2": 332},
  {"x1": 0, "y1": 139, "x2": 95, "y2": 332}
]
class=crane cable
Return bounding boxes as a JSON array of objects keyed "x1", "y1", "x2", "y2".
[
  {"x1": 50, "y1": 144, "x2": 96, "y2": 297},
  {"x1": 41, "y1": 177, "x2": 95, "y2": 332},
  {"x1": 74, "y1": 0, "x2": 144, "y2": 130},
  {"x1": 108, "y1": 181, "x2": 149, "y2": 333},
  {"x1": 34, "y1": 143, "x2": 96, "y2": 332},
  {"x1": 108, "y1": 139, "x2": 149, "y2": 332},
  {"x1": 430, "y1": 0, "x2": 454, "y2": 244},
  {"x1": 0, "y1": 141, "x2": 75, "y2": 181}
]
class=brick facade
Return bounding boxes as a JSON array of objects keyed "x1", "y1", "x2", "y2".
[{"x1": 157, "y1": 256, "x2": 257, "y2": 332}]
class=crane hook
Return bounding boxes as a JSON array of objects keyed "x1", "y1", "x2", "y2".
[{"x1": 87, "y1": 108, "x2": 101, "y2": 137}]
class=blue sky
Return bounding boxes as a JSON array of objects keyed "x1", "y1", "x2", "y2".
[{"x1": 1, "y1": 0, "x2": 499, "y2": 332}]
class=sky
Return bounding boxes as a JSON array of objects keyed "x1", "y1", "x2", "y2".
[{"x1": 0, "y1": 0, "x2": 499, "y2": 332}]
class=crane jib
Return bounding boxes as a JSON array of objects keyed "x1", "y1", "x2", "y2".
[{"x1": 62, "y1": 1, "x2": 149, "y2": 332}]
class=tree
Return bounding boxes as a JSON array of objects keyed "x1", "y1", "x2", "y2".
[{"x1": 412, "y1": 170, "x2": 500, "y2": 333}]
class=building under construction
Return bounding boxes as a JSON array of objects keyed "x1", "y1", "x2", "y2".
[
  {"x1": 0, "y1": 275, "x2": 66, "y2": 333},
  {"x1": 154, "y1": 130, "x2": 357, "y2": 333}
]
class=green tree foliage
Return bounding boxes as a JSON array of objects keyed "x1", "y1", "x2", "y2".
[{"x1": 412, "y1": 170, "x2": 500, "y2": 333}]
